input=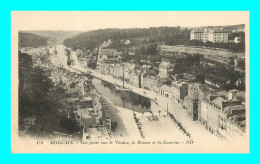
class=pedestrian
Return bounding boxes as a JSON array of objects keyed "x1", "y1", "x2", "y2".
[{"x1": 120, "y1": 134, "x2": 122, "y2": 137}]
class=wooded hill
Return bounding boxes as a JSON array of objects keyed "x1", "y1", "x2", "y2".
[
  {"x1": 63, "y1": 25, "x2": 245, "y2": 53},
  {"x1": 19, "y1": 32, "x2": 47, "y2": 48},
  {"x1": 24, "y1": 30, "x2": 82, "y2": 44},
  {"x1": 63, "y1": 27, "x2": 190, "y2": 51}
]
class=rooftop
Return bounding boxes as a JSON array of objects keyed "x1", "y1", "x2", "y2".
[
  {"x1": 223, "y1": 104, "x2": 246, "y2": 115},
  {"x1": 159, "y1": 61, "x2": 173, "y2": 68},
  {"x1": 172, "y1": 81, "x2": 188, "y2": 86},
  {"x1": 209, "y1": 29, "x2": 228, "y2": 34},
  {"x1": 76, "y1": 108, "x2": 94, "y2": 119},
  {"x1": 212, "y1": 96, "x2": 225, "y2": 107},
  {"x1": 159, "y1": 84, "x2": 172, "y2": 93},
  {"x1": 81, "y1": 97, "x2": 93, "y2": 101}
]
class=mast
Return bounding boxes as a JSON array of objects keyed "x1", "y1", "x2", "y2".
[
  {"x1": 167, "y1": 103, "x2": 168, "y2": 116},
  {"x1": 114, "y1": 66, "x2": 116, "y2": 85},
  {"x1": 123, "y1": 62, "x2": 125, "y2": 88}
]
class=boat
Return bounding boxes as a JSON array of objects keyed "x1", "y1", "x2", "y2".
[{"x1": 114, "y1": 62, "x2": 129, "y2": 92}]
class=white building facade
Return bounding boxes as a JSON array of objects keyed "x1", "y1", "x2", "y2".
[{"x1": 190, "y1": 28, "x2": 229, "y2": 43}]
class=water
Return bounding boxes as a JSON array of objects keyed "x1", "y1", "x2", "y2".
[{"x1": 92, "y1": 78, "x2": 151, "y2": 112}]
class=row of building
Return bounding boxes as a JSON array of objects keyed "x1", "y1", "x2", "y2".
[
  {"x1": 190, "y1": 28, "x2": 243, "y2": 44},
  {"x1": 180, "y1": 81, "x2": 246, "y2": 140},
  {"x1": 49, "y1": 67, "x2": 114, "y2": 140},
  {"x1": 28, "y1": 45, "x2": 115, "y2": 140},
  {"x1": 94, "y1": 58, "x2": 246, "y2": 141},
  {"x1": 74, "y1": 42, "x2": 247, "y2": 141}
]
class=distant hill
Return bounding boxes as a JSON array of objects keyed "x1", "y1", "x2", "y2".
[
  {"x1": 63, "y1": 27, "x2": 190, "y2": 51},
  {"x1": 19, "y1": 32, "x2": 47, "y2": 48},
  {"x1": 197, "y1": 24, "x2": 245, "y2": 33},
  {"x1": 223, "y1": 24, "x2": 245, "y2": 32},
  {"x1": 22, "y1": 31, "x2": 82, "y2": 44}
]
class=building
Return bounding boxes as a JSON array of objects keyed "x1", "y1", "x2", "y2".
[
  {"x1": 124, "y1": 40, "x2": 131, "y2": 45},
  {"x1": 23, "y1": 116, "x2": 36, "y2": 126},
  {"x1": 234, "y1": 37, "x2": 242, "y2": 43},
  {"x1": 171, "y1": 81, "x2": 188, "y2": 102},
  {"x1": 183, "y1": 73, "x2": 196, "y2": 82},
  {"x1": 78, "y1": 97, "x2": 93, "y2": 109},
  {"x1": 129, "y1": 65, "x2": 142, "y2": 88},
  {"x1": 225, "y1": 115, "x2": 246, "y2": 140},
  {"x1": 199, "y1": 90, "x2": 244, "y2": 139},
  {"x1": 99, "y1": 39, "x2": 113, "y2": 49},
  {"x1": 183, "y1": 95, "x2": 198, "y2": 121},
  {"x1": 158, "y1": 60, "x2": 173, "y2": 78},
  {"x1": 200, "y1": 96, "x2": 222, "y2": 135},
  {"x1": 66, "y1": 88, "x2": 80, "y2": 98},
  {"x1": 190, "y1": 28, "x2": 228, "y2": 43},
  {"x1": 208, "y1": 29, "x2": 229, "y2": 43},
  {"x1": 190, "y1": 28, "x2": 210, "y2": 42},
  {"x1": 142, "y1": 74, "x2": 160, "y2": 93},
  {"x1": 140, "y1": 66, "x2": 158, "y2": 91},
  {"x1": 218, "y1": 104, "x2": 246, "y2": 139},
  {"x1": 109, "y1": 64, "x2": 116, "y2": 75},
  {"x1": 78, "y1": 57, "x2": 89, "y2": 68},
  {"x1": 158, "y1": 85, "x2": 172, "y2": 98},
  {"x1": 183, "y1": 83, "x2": 209, "y2": 121},
  {"x1": 205, "y1": 78, "x2": 221, "y2": 89},
  {"x1": 75, "y1": 108, "x2": 97, "y2": 127},
  {"x1": 99, "y1": 48, "x2": 122, "y2": 57},
  {"x1": 115, "y1": 65, "x2": 122, "y2": 80}
]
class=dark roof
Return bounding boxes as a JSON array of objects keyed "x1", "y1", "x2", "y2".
[{"x1": 143, "y1": 69, "x2": 157, "y2": 77}]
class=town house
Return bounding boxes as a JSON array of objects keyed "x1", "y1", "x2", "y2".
[
  {"x1": 129, "y1": 65, "x2": 142, "y2": 88},
  {"x1": 171, "y1": 81, "x2": 188, "y2": 103},
  {"x1": 158, "y1": 60, "x2": 173, "y2": 78},
  {"x1": 183, "y1": 83, "x2": 209, "y2": 121},
  {"x1": 219, "y1": 104, "x2": 245, "y2": 140},
  {"x1": 199, "y1": 90, "x2": 244, "y2": 138},
  {"x1": 158, "y1": 85, "x2": 172, "y2": 98},
  {"x1": 142, "y1": 74, "x2": 160, "y2": 93}
]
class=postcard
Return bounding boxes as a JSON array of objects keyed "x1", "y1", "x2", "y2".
[{"x1": 11, "y1": 11, "x2": 249, "y2": 153}]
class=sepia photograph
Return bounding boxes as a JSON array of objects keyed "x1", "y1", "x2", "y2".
[{"x1": 11, "y1": 11, "x2": 249, "y2": 153}]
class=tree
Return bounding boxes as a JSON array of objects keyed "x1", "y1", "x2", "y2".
[
  {"x1": 19, "y1": 32, "x2": 47, "y2": 48},
  {"x1": 19, "y1": 52, "x2": 81, "y2": 136}
]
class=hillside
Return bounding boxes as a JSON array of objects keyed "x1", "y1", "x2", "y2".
[
  {"x1": 63, "y1": 27, "x2": 190, "y2": 51},
  {"x1": 194, "y1": 24, "x2": 245, "y2": 33},
  {"x1": 63, "y1": 24, "x2": 245, "y2": 53},
  {"x1": 19, "y1": 32, "x2": 47, "y2": 48},
  {"x1": 223, "y1": 24, "x2": 245, "y2": 32},
  {"x1": 23, "y1": 31, "x2": 82, "y2": 44}
]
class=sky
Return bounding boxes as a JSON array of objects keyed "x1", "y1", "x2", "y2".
[{"x1": 12, "y1": 11, "x2": 249, "y2": 31}]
